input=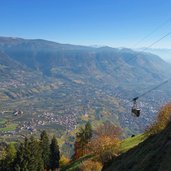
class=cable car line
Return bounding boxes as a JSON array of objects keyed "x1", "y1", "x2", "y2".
[
  {"x1": 143, "y1": 31, "x2": 171, "y2": 50},
  {"x1": 134, "y1": 17, "x2": 171, "y2": 47},
  {"x1": 114, "y1": 31, "x2": 171, "y2": 102},
  {"x1": 133, "y1": 79, "x2": 170, "y2": 101},
  {"x1": 124, "y1": 31, "x2": 171, "y2": 65},
  {"x1": 113, "y1": 31, "x2": 171, "y2": 74},
  {"x1": 131, "y1": 78, "x2": 171, "y2": 117},
  {"x1": 1, "y1": 26, "x2": 171, "y2": 120}
]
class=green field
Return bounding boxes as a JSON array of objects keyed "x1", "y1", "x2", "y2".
[
  {"x1": 0, "y1": 123, "x2": 18, "y2": 132},
  {"x1": 0, "y1": 119, "x2": 6, "y2": 125}
]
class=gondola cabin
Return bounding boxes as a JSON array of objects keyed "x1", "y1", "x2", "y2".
[
  {"x1": 132, "y1": 97, "x2": 140, "y2": 117},
  {"x1": 131, "y1": 107, "x2": 140, "y2": 117}
]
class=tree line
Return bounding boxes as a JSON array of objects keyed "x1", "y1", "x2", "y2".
[
  {"x1": 72, "y1": 121, "x2": 122, "y2": 168},
  {"x1": 0, "y1": 121, "x2": 123, "y2": 171},
  {"x1": 0, "y1": 131, "x2": 60, "y2": 171}
]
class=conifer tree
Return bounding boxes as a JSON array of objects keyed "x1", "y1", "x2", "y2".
[
  {"x1": 14, "y1": 138, "x2": 30, "y2": 171},
  {"x1": 72, "y1": 122, "x2": 93, "y2": 160},
  {"x1": 14, "y1": 136, "x2": 44, "y2": 171},
  {"x1": 85, "y1": 121, "x2": 93, "y2": 143},
  {"x1": 40, "y1": 130, "x2": 50, "y2": 170},
  {"x1": 27, "y1": 136, "x2": 44, "y2": 171},
  {"x1": 50, "y1": 135, "x2": 60, "y2": 171}
]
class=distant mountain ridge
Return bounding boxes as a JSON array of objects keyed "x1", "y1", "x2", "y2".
[
  {"x1": 0, "y1": 49, "x2": 58, "y2": 100},
  {"x1": 0, "y1": 51, "x2": 35, "y2": 81},
  {"x1": 0, "y1": 36, "x2": 170, "y2": 88},
  {"x1": 138, "y1": 48, "x2": 171, "y2": 64},
  {"x1": 0, "y1": 36, "x2": 171, "y2": 138}
]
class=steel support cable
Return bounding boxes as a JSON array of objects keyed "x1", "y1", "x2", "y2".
[
  {"x1": 134, "y1": 18, "x2": 171, "y2": 47},
  {"x1": 131, "y1": 32, "x2": 171, "y2": 101},
  {"x1": 129, "y1": 32, "x2": 171, "y2": 71},
  {"x1": 132, "y1": 78, "x2": 171, "y2": 101},
  {"x1": 114, "y1": 31, "x2": 171, "y2": 101}
]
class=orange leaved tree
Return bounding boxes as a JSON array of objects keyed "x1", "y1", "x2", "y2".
[
  {"x1": 146, "y1": 103, "x2": 171, "y2": 135},
  {"x1": 87, "y1": 122, "x2": 122, "y2": 164}
]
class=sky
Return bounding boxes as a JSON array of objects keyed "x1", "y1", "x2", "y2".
[{"x1": 0, "y1": 0, "x2": 171, "y2": 48}]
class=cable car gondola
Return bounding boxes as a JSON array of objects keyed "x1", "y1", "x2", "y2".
[
  {"x1": 130, "y1": 79, "x2": 170, "y2": 117},
  {"x1": 131, "y1": 97, "x2": 140, "y2": 117}
]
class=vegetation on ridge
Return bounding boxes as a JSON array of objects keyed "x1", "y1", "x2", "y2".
[
  {"x1": 1, "y1": 102, "x2": 171, "y2": 171},
  {"x1": 103, "y1": 103, "x2": 171, "y2": 171}
]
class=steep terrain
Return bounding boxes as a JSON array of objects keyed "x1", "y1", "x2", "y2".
[
  {"x1": 0, "y1": 51, "x2": 59, "y2": 100},
  {"x1": 0, "y1": 51, "x2": 28, "y2": 81},
  {"x1": 144, "y1": 48, "x2": 171, "y2": 64},
  {"x1": 0, "y1": 37, "x2": 171, "y2": 149},
  {"x1": 103, "y1": 122, "x2": 171, "y2": 171},
  {"x1": 0, "y1": 37, "x2": 171, "y2": 88}
]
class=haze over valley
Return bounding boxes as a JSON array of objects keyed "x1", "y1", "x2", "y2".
[
  {"x1": 0, "y1": 37, "x2": 171, "y2": 147},
  {"x1": 1, "y1": 1, "x2": 171, "y2": 170},
  {"x1": 144, "y1": 48, "x2": 171, "y2": 63}
]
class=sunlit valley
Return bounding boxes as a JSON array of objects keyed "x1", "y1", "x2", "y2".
[{"x1": 0, "y1": 1, "x2": 171, "y2": 171}]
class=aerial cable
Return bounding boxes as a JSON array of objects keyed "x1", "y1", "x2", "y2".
[
  {"x1": 131, "y1": 77, "x2": 171, "y2": 117},
  {"x1": 134, "y1": 17, "x2": 171, "y2": 47},
  {"x1": 121, "y1": 30, "x2": 171, "y2": 116},
  {"x1": 113, "y1": 24, "x2": 171, "y2": 100},
  {"x1": 131, "y1": 31, "x2": 171, "y2": 101},
  {"x1": 125, "y1": 31, "x2": 171, "y2": 65},
  {"x1": 142, "y1": 31, "x2": 171, "y2": 50},
  {"x1": 111, "y1": 31, "x2": 171, "y2": 101},
  {"x1": 112, "y1": 31, "x2": 171, "y2": 74},
  {"x1": 132, "y1": 78, "x2": 171, "y2": 101}
]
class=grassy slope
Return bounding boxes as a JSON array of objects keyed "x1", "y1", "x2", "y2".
[
  {"x1": 121, "y1": 134, "x2": 146, "y2": 153},
  {"x1": 103, "y1": 122, "x2": 171, "y2": 171},
  {"x1": 60, "y1": 134, "x2": 145, "y2": 171}
]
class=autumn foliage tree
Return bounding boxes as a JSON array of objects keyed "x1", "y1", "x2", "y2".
[
  {"x1": 59, "y1": 155, "x2": 70, "y2": 168},
  {"x1": 146, "y1": 103, "x2": 171, "y2": 135},
  {"x1": 78, "y1": 159, "x2": 102, "y2": 171},
  {"x1": 94, "y1": 121, "x2": 122, "y2": 138},
  {"x1": 87, "y1": 122, "x2": 122, "y2": 164},
  {"x1": 0, "y1": 143, "x2": 16, "y2": 171}
]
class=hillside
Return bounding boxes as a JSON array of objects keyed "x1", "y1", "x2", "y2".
[
  {"x1": 103, "y1": 122, "x2": 171, "y2": 171},
  {"x1": 0, "y1": 51, "x2": 29, "y2": 81},
  {"x1": 144, "y1": 48, "x2": 171, "y2": 64},
  {"x1": 60, "y1": 134, "x2": 146, "y2": 171},
  {"x1": 0, "y1": 37, "x2": 171, "y2": 87},
  {"x1": 0, "y1": 50, "x2": 60, "y2": 100},
  {"x1": 0, "y1": 37, "x2": 171, "y2": 149}
]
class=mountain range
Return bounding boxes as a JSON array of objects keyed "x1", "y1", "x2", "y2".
[
  {"x1": 0, "y1": 37, "x2": 171, "y2": 86},
  {"x1": 138, "y1": 48, "x2": 171, "y2": 64},
  {"x1": 0, "y1": 36, "x2": 171, "y2": 144}
]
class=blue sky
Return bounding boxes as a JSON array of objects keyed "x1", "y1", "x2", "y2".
[{"x1": 0, "y1": 0, "x2": 171, "y2": 48}]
